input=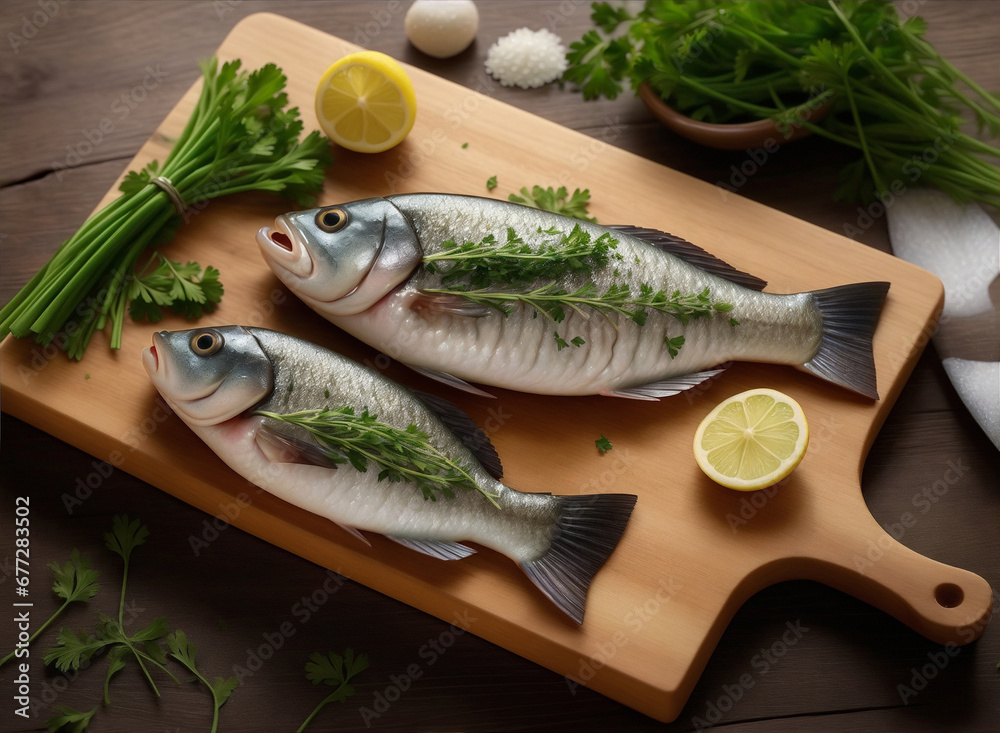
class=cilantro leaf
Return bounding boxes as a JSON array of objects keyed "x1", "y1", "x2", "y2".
[
  {"x1": 486, "y1": 175, "x2": 498, "y2": 191},
  {"x1": 596, "y1": 434, "x2": 613, "y2": 453},
  {"x1": 127, "y1": 255, "x2": 223, "y2": 323},
  {"x1": 46, "y1": 705, "x2": 96, "y2": 733},
  {"x1": 168, "y1": 630, "x2": 237, "y2": 733},
  {"x1": 563, "y1": 31, "x2": 632, "y2": 100},
  {"x1": 508, "y1": 185, "x2": 597, "y2": 222},
  {"x1": 299, "y1": 649, "x2": 370, "y2": 732}
]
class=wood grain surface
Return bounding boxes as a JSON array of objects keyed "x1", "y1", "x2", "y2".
[{"x1": 1, "y1": 2, "x2": 998, "y2": 732}]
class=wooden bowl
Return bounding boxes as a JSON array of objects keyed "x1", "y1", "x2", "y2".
[{"x1": 638, "y1": 83, "x2": 831, "y2": 151}]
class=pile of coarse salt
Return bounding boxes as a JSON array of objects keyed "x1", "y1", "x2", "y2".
[{"x1": 484, "y1": 28, "x2": 568, "y2": 89}]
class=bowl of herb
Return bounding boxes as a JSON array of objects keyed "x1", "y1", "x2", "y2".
[
  {"x1": 636, "y1": 82, "x2": 830, "y2": 151},
  {"x1": 564, "y1": 1, "x2": 1000, "y2": 206}
]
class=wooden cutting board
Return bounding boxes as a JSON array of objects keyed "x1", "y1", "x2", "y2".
[{"x1": 1, "y1": 14, "x2": 992, "y2": 722}]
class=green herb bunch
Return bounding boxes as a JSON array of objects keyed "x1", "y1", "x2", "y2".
[
  {"x1": 565, "y1": 1, "x2": 1000, "y2": 206},
  {"x1": 1, "y1": 56, "x2": 332, "y2": 359},
  {"x1": 255, "y1": 407, "x2": 500, "y2": 507}
]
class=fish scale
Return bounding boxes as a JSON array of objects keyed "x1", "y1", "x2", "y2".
[{"x1": 257, "y1": 193, "x2": 889, "y2": 400}]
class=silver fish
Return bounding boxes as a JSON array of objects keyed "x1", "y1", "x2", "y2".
[
  {"x1": 257, "y1": 194, "x2": 889, "y2": 399},
  {"x1": 142, "y1": 325, "x2": 636, "y2": 623}
]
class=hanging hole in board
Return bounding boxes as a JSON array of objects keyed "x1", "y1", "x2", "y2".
[{"x1": 934, "y1": 582, "x2": 964, "y2": 608}]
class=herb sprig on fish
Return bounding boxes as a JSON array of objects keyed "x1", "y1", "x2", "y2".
[
  {"x1": 423, "y1": 225, "x2": 616, "y2": 287},
  {"x1": 421, "y1": 225, "x2": 734, "y2": 354},
  {"x1": 255, "y1": 406, "x2": 501, "y2": 507}
]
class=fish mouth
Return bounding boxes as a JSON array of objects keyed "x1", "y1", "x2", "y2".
[
  {"x1": 256, "y1": 215, "x2": 314, "y2": 279},
  {"x1": 142, "y1": 331, "x2": 225, "y2": 408}
]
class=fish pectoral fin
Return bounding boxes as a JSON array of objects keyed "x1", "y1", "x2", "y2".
[
  {"x1": 335, "y1": 523, "x2": 372, "y2": 547},
  {"x1": 408, "y1": 365, "x2": 496, "y2": 398},
  {"x1": 607, "y1": 225, "x2": 768, "y2": 291},
  {"x1": 604, "y1": 368, "x2": 727, "y2": 400},
  {"x1": 412, "y1": 291, "x2": 493, "y2": 317},
  {"x1": 386, "y1": 536, "x2": 477, "y2": 561},
  {"x1": 413, "y1": 390, "x2": 504, "y2": 480},
  {"x1": 256, "y1": 424, "x2": 335, "y2": 467}
]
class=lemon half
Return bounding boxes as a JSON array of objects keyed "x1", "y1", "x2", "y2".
[
  {"x1": 693, "y1": 388, "x2": 809, "y2": 491},
  {"x1": 315, "y1": 51, "x2": 417, "y2": 153}
]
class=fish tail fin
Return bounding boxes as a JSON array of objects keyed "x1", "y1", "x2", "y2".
[
  {"x1": 521, "y1": 494, "x2": 637, "y2": 624},
  {"x1": 802, "y1": 281, "x2": 890, "y2": 399}
]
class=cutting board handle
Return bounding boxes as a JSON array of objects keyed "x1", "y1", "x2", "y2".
[{"x1": 814, "y1": 520, "x2": 994, "y2": 646}]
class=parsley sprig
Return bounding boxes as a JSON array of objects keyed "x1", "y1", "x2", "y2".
[
  {"x1": 43, "y1": 515, "x2": 238, "y2": 728},
  {"x1": 168, "y1": 630, "x2": 237, "y2": 733},
  {"x1": 127, "y1": 253, "x2": 223, "y2": 324},
  {"x1": 1, "y1": 57, "x2": 331, "y2": 359},
  {"x1": 297, "y1": 649, "x2": 370, "y2": 732},
  {"x1": 0, "y1": 550, "x2": 99, "y2": 668},
  {"x1": 255, "y1": 407, "x2": 500, "y2": 508},
  {"x1": 45, "y1": 516, "x2": 179, "y2": 702},
  {"x1": 508, "y1": 185, "x2": 597, "y2": 222}
]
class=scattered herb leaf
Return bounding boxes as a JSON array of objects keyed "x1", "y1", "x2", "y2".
[
  {"x1": 46, "y1": 706, "x2": 96, "y2": 733},
  {"x1": 45, "y1": 516, "x2": 179, "y2": 703},
  {"x1": 596, "y1": 435, "x2": 613, "y2": 453},
  {"x1": 127, "y1": 254, "x2": 223, "y2": 324},
  {"x1": 167, "y1": 630, "x2": 237, "y2": 733},
  {"x1": 508, "y1": 185, "x2": 597, "y2": 222},
  {"x1": 486, "y1": 175, "x2": 498, "y2": 191},
  {"x1": 297, "y1": 649, "x2": 370, "y2": 732},
  {"x1": 0, "y1": 550, "x2": 99, "y2": 668}
]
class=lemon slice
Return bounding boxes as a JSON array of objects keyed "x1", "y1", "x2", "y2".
[
  {"x1": 315, "y1": 51, "x2": 417, "y2": 153},
  {"x1": 693, "y1": 388, "x2": 809, "y2": 491}
]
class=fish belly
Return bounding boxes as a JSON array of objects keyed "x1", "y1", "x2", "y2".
[{"x1": 333, "y1": 280, "x2": 822, "y2": 396}]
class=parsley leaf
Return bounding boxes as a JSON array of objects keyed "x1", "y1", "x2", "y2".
[
  {"x1": 508, "y1": 185, "x2": 597, "y2": 222},
  {"x1": 0, "y1": 551, "x2": 100, "y2": 668},
  {"x1": 298, "y1": 649, "x2": 370, "y2": 732},
  {"x1": 46, "y1": 706, "x2": 96, "y2": 733},
  {"x1": 128, "y1": 254, "x2": 224, "y2": 324},
  {"x1": 46, "y1": 516, "x2": 180, "y2": 704},
  {"x1": 168, "y1": 630, "x2": 237, "y2": 733},
  {"x1": 486, "y1": 175, "x2": 498, "y2": 191},
  {"x1": 596, "y1": 434, "x2": 613, "y2": 453}
]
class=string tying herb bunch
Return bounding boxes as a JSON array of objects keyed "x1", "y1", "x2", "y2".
[{"x1": 1, "y1": 57, "x2": 332, "y2": 359}]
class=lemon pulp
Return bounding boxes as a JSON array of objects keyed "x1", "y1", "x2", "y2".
[
  {"x1": 693, "y1": 388, "x2": 809, "y2": 491},
  {"x1": 315, "y1": 51, "x2": 416, "y2": 153}
]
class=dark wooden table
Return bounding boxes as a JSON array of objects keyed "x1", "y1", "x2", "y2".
[{"x1": 2, "y1": 2, "x2": 998, "y2": 731}]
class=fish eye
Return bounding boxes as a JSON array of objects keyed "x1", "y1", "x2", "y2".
[
  {"x1": 316, "y1": 207, "x2": 348, "y2": 233},
  {"x1": 190, "y1": 330, "x2": 223, "y2": 357}
]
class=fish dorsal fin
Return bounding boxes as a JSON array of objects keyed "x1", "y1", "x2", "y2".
[
  {"x1": 603, "y1": 368, "x2": 727, "y2": 400},
  {"x1": 408, "y1": 364, "x2": 496, "y2": 398},
  {"x1": 387, "y1": 536, "x2": 477, "y2": 560},
  {"x1": 413, "y1": 390, "x2": 504, "y2": 480},
  {"x1": 608, "y1": 225, "x2": 767, "y2": 291}
]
